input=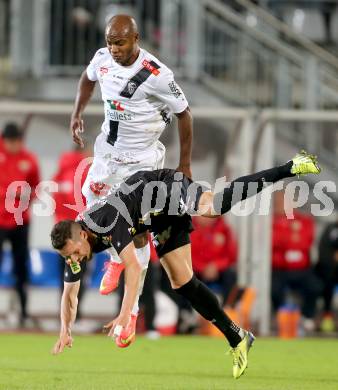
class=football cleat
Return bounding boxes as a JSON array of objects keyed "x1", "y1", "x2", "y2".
[
  {"x1": 115, "y1": 314, "x2": 138, "y2": 348},
  {"x1": 229, "y1": 331, "x2": 255, "y2": 379},
  {"x1": 290, "y1": 150, "x2": 321, "y2": 176},
  {"x1": 100, "y1": 261, "x2": 125, "y2": 295}
]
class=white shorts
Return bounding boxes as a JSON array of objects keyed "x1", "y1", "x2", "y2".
[{"x1": 82, "y1": 132, "x2": 166, "y2": 206}]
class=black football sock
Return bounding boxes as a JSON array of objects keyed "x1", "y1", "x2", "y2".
[
  {"x1": 213, "y1": 161, "x2": 294, "y2": 215},
  {"x1": 175, "y1": 276, "x2": 243, "y2": 347}
]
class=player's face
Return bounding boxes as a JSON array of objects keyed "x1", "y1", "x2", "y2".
[
  {"x1": 105, "y1": 32, "x2": 139, "y2": 66},
  {"x1": 3, "y1": 138, "x2": 24, "y2": 154},
  {"x1": 59, "y1": 231, "x2": 93, "y2": 265}
]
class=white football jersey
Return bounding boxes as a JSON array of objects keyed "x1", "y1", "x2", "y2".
[{"x1": 87, "y1": 47, "x2": 188, "y2": 151}]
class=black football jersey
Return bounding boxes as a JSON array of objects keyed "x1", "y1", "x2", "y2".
[{"x1": 80, "y1": 169, "x2": 201, "y2": 255}]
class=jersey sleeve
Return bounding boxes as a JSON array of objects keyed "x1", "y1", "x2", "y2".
[
  {"x1": 86, "y1": 49, "x2": 103, "y2": 81},
  {"x1": 83, "y1": 202, "x2": 134, "y2": 255},
  {"x1": 63, "y1": 260, "x2": 87, "y2": 283},
  {"x1": 152, "y1": 69, "x2": 188, "y2": 113},
  {"x1": 102, "y1": 213, "x2": 134, "y2": 255},
  {"x1": 87, "y1": 62, "x2": 98, "y2": 81}
]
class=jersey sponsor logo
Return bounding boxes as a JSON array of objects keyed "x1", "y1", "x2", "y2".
[
  {"x1": 120, "y1": 60, "x2": 161, "y2": 98},
  {"x1": 100, "y1": 67, "x2": 108, "y2": 76},
  {"x1": 101, "y1": 235, "x2": 113, "y2": 246},
  {"x1": 107, "y1": 99, "x2": 125, "y2": 111},
  {"x1": 69, "y1": 261, "x2": 81, "y2": 274},
  {"x1": 106, "y1": 109, "x2": 133, "y2": 121},
  {"x1": 142, "y1": 59, "x2": 160, "y2": 76},
  {"x1": 168, "y1": 81, "x2": 182, "y2": 98}
]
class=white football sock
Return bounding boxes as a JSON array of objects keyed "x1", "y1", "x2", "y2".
[{"x1": 107, "y1": 247, "x2": 123, "y2": 264}]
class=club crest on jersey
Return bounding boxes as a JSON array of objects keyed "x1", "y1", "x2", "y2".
[
  {"x1": 100, "y1": 67, "x2": 108, "y2": 76},
  {"x1": 142, "y1": 59, "x2": 160, "y2": 75},
  {"x1": 127, "y1": 81, "x2": 138, "y2": 95},
  {"x1": 107, "y1": 100, "x2": 125, "y2": 111},
  {"x1": 18, "y1": 160, "x2": 31, "y2": 172}
]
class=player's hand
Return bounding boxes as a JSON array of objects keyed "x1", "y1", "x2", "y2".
[
  {"x1": 51, "y1": 332, "x2": 73, "y2": 355},
  {"x1": 176, "y1": 164, "x2": 192, "y2": 179},
  {"x1": 70, "y1": 115, "x2": 85, "y2": 148},
  {"x1": 103, "y1": 312, "x2": 130, "y2": 338}
]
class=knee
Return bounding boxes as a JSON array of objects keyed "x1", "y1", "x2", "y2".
[
  {"x1": 170, "y1": 269, "x2": 194, "y2": 290},
  {"x1": 133, "y1": 233, "x2": 148, "y2": 248},
  {"x1": 171, "y1": 279, "x2": 185, "y2": 290},
  {"x1": 174, "y1": 275, "x2": 199, "y2": 298}
]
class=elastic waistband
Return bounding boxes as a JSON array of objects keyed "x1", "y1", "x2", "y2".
[{"x1": 102, "y1": 137, "x2": 165, "y2": 161}]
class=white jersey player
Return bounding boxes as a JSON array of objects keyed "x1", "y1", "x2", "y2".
[
  {"x1": 82, "y1": 45, "x2": 188, "y2": 201},
  {"x1": 68, "y1": 15, "x2": 193, "y2": 344}
]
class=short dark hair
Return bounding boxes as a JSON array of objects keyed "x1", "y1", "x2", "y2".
[
  {"x1": 51, "y1": 220, "x2": 78, "y2": 250},
  {"x1": 2, "y1": 122, "x2": 24, "y2": 139}
]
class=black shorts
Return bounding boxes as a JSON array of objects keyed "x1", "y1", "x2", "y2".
[
  {"x1": 149, "y1": 171, "x2": 207, "y2": 258},
  {"x1": 151, "y1": 214, "x2": 193, "y2": 258},
  {"x1": 130, "y1": 169, "x2": 207, "y2": 257}
]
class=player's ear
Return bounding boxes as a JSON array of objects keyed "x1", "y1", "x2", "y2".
[
  {"x1": 79, "y1": 229, "x2": 88, "y2": 240},
  {"x1": 134, "y1": 32, "x2": 139, "y2": 43}
]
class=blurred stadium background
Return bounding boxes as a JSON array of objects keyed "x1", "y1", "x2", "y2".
[{"x1": 1, "y1": 0, "x2": 338, "y2": 352}]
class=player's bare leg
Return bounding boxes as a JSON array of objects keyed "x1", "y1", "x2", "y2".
[
  {"x1": 197, "y1": 150, "x2": 321, "y2": 220},
  {"x1": 161, "y1": 244, "x2": 253, "y2": 378}
]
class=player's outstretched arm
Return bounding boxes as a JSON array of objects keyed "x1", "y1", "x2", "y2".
[
  {"x1": 104, "y1": 242, "x2": 142, "y2": 337},
  {"x1": 176, "y1": 107, "x2": 193, "y2": 178},
  {"x1": 70, "y1": 70, "x2": 96, "y2": 147},
  {"x1": 52, "y1": 280, "x2": 80, "y2": 355}
]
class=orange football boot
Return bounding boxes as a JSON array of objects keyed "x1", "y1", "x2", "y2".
[
  {"x1": 100, "y1": 261, "x2": 125, "y2": 295},
  {"x1": 115, "y1": 314, "x2": 138, "y2": 348}
]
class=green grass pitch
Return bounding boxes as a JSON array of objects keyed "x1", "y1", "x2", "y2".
[{"x1": 0, "y1": 334, "x2": 337, "y2": 390}]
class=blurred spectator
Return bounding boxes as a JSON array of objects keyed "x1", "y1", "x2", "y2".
[
  {"x1": 52, "y1": 145, "x2": 91, "y2": 223},
  {"x1": 315, "y1": 216, "x2": 338, "y2": 328},
  {"x1": 271, "y1": 190, "x2": 322, "y2": 331},
  {"x1": 191, "y1": 216, "x2": 238, "y2": 305},
  {"x1": 0, "y1": 121, "x2": 40, "y2": 327},
  {"x1": 52, "y1": 145, "x2": 91, "y2": 319}
]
